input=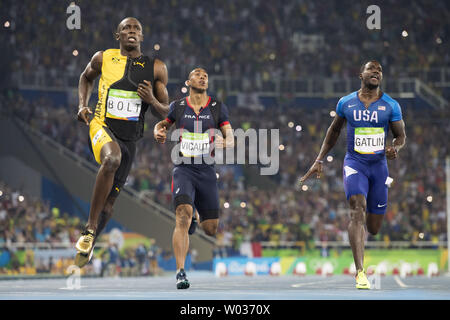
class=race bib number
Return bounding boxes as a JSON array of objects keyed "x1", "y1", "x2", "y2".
[
  {"x1": 180, "y1": 132, "x2": 210, "y2": 157},
  {"x1": 106, "y1": 89, "x2": 142, "y2": 121},
  {"x1": 354, "y1": 127, "x2": 385, "y2": 154}
]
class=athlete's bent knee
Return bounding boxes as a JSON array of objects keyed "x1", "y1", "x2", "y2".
[
  {"x1": 350, "y1": 208, "x2": 365, "y2": 223},
  {"x1": 102, "y1": 154, "x2": 121, "y2": 173},
  {"x1": 175, "y1": 205, "x2": 193, "y2": 230},
  {"x1": 203, "y1": 224, "x2": 218, "y2": 237},
  {"x1": 349, "y1": 197, "x2": 366, "y2": 224},
  {"x1": 366, "y1": 215, "x2": 383, "y2": 236},
  {"x1": 367, "y1": 225, "x2": 379, "y2": 235},
  {"x1": 201, "y1": 220, "x2": 218, "y2": 237}
]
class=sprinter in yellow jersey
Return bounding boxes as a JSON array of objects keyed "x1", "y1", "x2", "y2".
[{"x1": 74, "y1": 17, "x2": 169, "y2": 267}]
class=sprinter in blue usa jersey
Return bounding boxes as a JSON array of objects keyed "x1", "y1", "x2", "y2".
[
  {"x1": 300, "y1": 61, "x2": 406, "y2": 289},
  {"x1": 153, "y1": 68, "x2": 234, "y2": 289}
]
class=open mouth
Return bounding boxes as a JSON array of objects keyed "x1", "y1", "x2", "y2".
[
  {"x1": 370, "y1": 74, "x2": 380, "y2": 80},
  {"x1": 128, "y1": 36, "x2": 137, "y2": 43}
]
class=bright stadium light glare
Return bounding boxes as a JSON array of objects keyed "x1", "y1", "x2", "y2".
[
  {"x1": 301, "y1": 185, "x2": 308, "y2": 191},
  {"x1": 216, "y1": 173, "x2": 220, "y2": 179},
  {"x1": 427, "y1": 195, "x2": 433, "y2": 203},
  {"x1": 330, "y1": 111, "x2": 336, "y2": 117},
  {"x1": 327, "y1": 155, "x2": 333, "y2": 162},
  {"x1": 224, "y1": 202, "x2": 230, "y2": 209},
  {"x1": 295, "y1": 125, "x2": 302, "y2": 132},
  {"x1": 181, "y1": 87, "x2": 188, "y2": 93},
  {"x1": 4, "y1": 21, "x2": 10, "y2": 28},
  {"x1": 0, "y1": 190, "x2": 3, "y2": 196},
  {"x1": 154, "y1": 43, "x2": 160, "y2": 51},
  {"x1": 419, "y1": 232, "x2": 424, "y2": 239},
  {"x1": 269, "y1": 53, "x2": 276, "y2": 60},
  {"x1": 240, "y1": 202, "x2": 246, "y2": 208},
  {"x1": 402, "y1": 30, "x2": 408, "y2": 37},
  {"x1": 18, "y1": 195, "x2": 24, "y2": 202},
  {"x1": 72, "y1": 49, "x2": 79, "y2": 56},
  {"x1": 279, "y1": 144, "x2": 285, "y2": 151},
  {"x1": 436, "y1": 38, "x2": 442, "y2": 44},
  {"x1": 288, "y1": 122, "x2": 294, "y2": 128}
]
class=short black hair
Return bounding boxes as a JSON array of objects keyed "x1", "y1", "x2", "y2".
[
  {"x1": 188, "y1": 67, "x2": 208, "y2": 79},
  {"x1": 360, "y1": 60, "x2": 381, "y2": 73},
  {"x1": 116, "y1": 17, "x2": 142, "y2": 34}
]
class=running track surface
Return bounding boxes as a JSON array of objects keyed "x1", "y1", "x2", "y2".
[{"x1": 1, "y1": 272, "x2": 449, "y2": 300}]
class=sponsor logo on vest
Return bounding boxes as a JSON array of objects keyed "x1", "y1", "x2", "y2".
[{"x1": 133, "y1": 61, "x2": 145, "y2": 68}]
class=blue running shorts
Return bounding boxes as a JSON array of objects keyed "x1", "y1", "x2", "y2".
[{"x1": 342, "y1": 154, "x2": 389, "y2": 214}]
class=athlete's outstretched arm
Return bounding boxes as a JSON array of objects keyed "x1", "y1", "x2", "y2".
[
  {"x1": 386, "y1": 120, "x2": 406, "y2": 160},
  {"x1": 299, "y1": 114, "x2": 346, "y2": 183},
  {"x1": 153, "y1": 119, "x2": 173, "y2": 144},
  {"x1": 138, "y1": 59, "x2": 169, "y2": 119},
  {"x1": 77, "y1": 51, "x2": 103, "y2": 126}
]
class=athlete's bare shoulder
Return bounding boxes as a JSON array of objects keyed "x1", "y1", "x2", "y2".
[
  {"x1": 90, "y1": 51, "x2": 103, "y2": 72},
  {"x1": 80, "y1": 51, "x2": 103, "y2": 81}
]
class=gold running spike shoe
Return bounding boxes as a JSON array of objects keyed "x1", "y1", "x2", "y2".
[
  {"x1": 74, "y1": 245, "x2": 95, "y2": 268},
  {"x1": 75, "y1": 229, "x2": 95, "y2": 255}
]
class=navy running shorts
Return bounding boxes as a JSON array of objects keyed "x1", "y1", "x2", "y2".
[{"x1": 171, "y1": 164, "x2": 219, "y2": 221}]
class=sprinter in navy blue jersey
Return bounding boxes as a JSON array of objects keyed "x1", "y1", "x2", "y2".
[
  {"x1": 300, "y1": 61, "x2": 406, "y2": 289},
  {"x1": 154, "y1": 68, "x2": 234, "y2": 289}
]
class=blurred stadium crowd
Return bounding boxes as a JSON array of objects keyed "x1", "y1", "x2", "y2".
[
  {"x1": 0, "y1": 178, "x2": 165, "y2": 276},
  {"x1": 3, "y1": 0, "x2": 449, "y2": 92}
]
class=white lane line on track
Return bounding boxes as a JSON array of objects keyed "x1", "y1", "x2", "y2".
[
  {"x1": 291, "y1": 278, "x2": 341, "y2": 288},
  {"x1": 394, "y1": 276, "x2": 408, "y2": 288}
]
